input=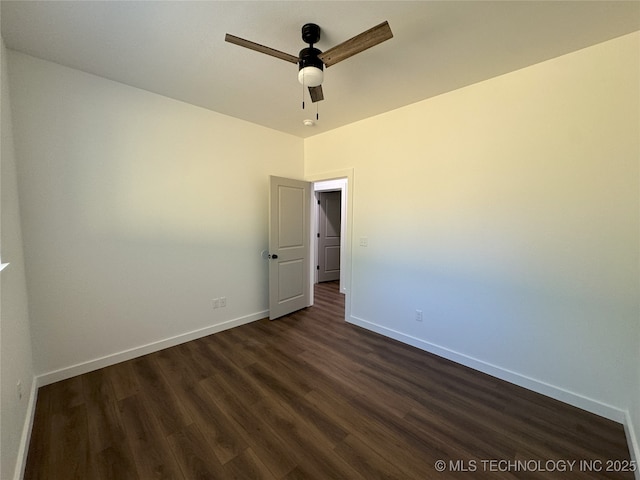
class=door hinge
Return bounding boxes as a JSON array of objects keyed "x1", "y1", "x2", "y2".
[
  {"x1": 317, "y1": 233, "x2": 320, "y2": 238},
  {"x1": 318, "y1": 200, "x2": 321, "y2": 205},
  {"x1": 317, "y1": 265, "x2": 320, "y2": 270}
]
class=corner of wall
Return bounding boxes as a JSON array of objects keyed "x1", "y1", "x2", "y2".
[
  {"x1": 1, "y1": 37, "x2": 37, "y2": 480},
  {"x1": 623, "y1": 410, "x2": 640, "y2": 480},
  {"x1": 12, "y1": 378, "x2": 38, "y2": 480}
]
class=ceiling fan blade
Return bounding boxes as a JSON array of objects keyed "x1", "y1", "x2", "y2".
[
  {"x1": 318, "y1": 21, "x2": 393, "y2": 67},
  {"x1": 309, "y1": 85, "x2": 324, "y2": 103},
  {"x1": 225, "y1": 33, "x2": 298, "y2": 64}
]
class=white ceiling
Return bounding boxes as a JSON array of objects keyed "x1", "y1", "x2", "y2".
[{"x1": 2, "y1": 1, "x2": 639, "y2": 138}]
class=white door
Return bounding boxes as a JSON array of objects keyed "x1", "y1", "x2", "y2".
[
  {"x1": 317, "y1": 191, "x2": 341, "y2": 282},
  {"x1": 269, "y1": 176, "x2": 312, "y2": 320}
]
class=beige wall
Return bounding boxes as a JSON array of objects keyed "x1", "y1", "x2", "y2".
[
  {"x1": 8, "y1": 51, "x2": 303, "y2": 379},
  {"x1": 305, "y1": 32, "x2": 639, "y2": 426}
]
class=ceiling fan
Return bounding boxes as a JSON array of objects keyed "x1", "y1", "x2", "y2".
[{"x1": 225, "y1": 21, "x2": 393, "y2": 105}]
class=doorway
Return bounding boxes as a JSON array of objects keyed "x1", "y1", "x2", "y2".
[
  {"x1": 268, "y1": 171, "x2": 351, "y2": 321},
  {"x1": 311, "y1": 176, "x2": 349, "y2": 319}
]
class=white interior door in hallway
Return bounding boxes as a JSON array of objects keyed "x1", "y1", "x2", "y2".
[{"x1": 317, "y1": 191, "x2": 341, "y2": 283}]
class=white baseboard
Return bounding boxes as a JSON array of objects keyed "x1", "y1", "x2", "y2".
[
  {"x1": 348, "y1": 315, "x2": 626, "y2": 423},
  {"x1": 37, "y1": 310, "x2": 268, "y2": 387},
  {"x1": 14, "y1": 377, "x2": 38, "y2": 480}
]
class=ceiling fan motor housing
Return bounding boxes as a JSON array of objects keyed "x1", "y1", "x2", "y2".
[{"x1": 298, "y1": 47, "x2": 323, "y2": 70}]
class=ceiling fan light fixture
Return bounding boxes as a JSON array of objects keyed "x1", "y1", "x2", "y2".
[{"x1": 298, "y1": 66, "x2": 323, "y2": 87}]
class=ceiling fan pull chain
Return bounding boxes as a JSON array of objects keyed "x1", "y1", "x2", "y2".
[
  {"x1": 316, "y1": 102, "x2": 319, "y2": 121},
  {"x1": 302, "y1": 70, "x2": 306, "y2": 109}
]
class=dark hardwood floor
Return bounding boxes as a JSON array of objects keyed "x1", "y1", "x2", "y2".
[{"x1": 25, "y1": 281, "x2": 633, "y2": 479}]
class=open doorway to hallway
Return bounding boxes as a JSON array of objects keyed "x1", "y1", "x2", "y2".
[{"x1": 313, "y1": 178, "x2": 348, "y2": 317}]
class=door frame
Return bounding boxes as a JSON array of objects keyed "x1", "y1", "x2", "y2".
[{"x1": 305, "y1": 169, "x2": 354, "y2": 321}]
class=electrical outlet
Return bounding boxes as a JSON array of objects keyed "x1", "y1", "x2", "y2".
[
  {"x1": 359, "y1": 237, "x2": 368, "y2": 247},
  {"x1": 213, "y1": 298, "x2": 220, "y2": 309},
  {"x1": 16, "y1": 380, "x2": 23, "y2": 401},
  {"x1": 220, "y1": 297, "x2": 227, "y2": 308},
  {"x1": 415, "y1": 310, "x2": 423, "y2": 322}
]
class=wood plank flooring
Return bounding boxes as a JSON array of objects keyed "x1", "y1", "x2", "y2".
[{"x1": 25, "y1": 281, "x2": 633, "y2": 479}]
